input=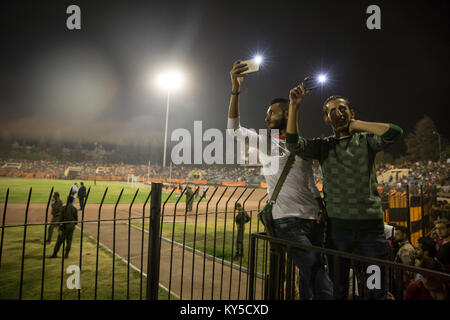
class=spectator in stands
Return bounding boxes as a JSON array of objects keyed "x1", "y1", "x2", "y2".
[
  {"x1": 50, "y1": 196, "x2": 78, "y2": 259},
  {"x1": 394, "y1": 226, "x2": 416, "y2": 266},
  {"x1": 78, "y1": 182, "x2": 86, "y2": 210},
  {"x1": 393, "y1": 226, "x2": 416, "y2": 297},
  {"x1": 414, "y1": 237, "x2": 438, "y2": 281},
  {"x1": 286, "y1": 86, "x2": 403, "y2": 300},
  {"x1": 434, "y1": 218, "x2": 450, "y2": 272},
  {"x1": 46, "y1": 192, "x2": 62, "y2": 244},
  {"x1": 404, "y1": 258, "x2": 449, "y2": 300}
]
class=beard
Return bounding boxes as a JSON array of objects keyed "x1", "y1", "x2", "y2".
[{"x1": 268, "y1": 117, "x2": 287, "y2": 131}]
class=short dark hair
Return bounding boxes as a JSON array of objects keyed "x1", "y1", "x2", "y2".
[
  {"x1": 54, "y1": 192, "x2": 60, "y2": 198},
  {"x1": 270, "y1": 97, "x2": 289, "y2": 112},
  {"x1": 322, "y1": 95, "x2": 351, "y2": 115},
  {"x1": 80, "y1": 182, "x2": 84, "y2": 186},
  {"x1": 67, "y1": 196, "x2": 74, "y2": 204},
  {"x1": 395, "y1": 225, "x2": 409, "y2": 237},
  {"x1": 418, "y1": 237, "x2": 437, "y2": 258}
]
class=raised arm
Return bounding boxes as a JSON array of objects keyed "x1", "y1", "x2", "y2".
[
  {"x1": 285, "y1": 83, "x2": 322, "y2": 160},
  {"x1": 227, "y1": 60, "x2": 248, "y2": 119}
]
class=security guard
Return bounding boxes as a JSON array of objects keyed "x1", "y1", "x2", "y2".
[
  {"x1": 46, "y1": 192, "x2": 63, "y2": 244},
  {"x1": 185, "y1": 186, "x2": 194, "y2": 212},
  {"x1": 50, "y1": 196, "x2": 78, "y2": 259},
  {"x1": 234, "y1": 203, "x2": 250, "y2": 260}
]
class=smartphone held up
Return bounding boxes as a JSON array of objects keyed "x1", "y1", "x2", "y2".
[
  {"x1": 240, "y1": 55, "x2": 263, "y2": 75},
  {"x1": 302, "y1": 74, "x2": 328, "y2": 90}
]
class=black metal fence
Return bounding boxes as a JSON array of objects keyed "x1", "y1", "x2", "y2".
[
  {"x1": 0, "y1": 182, "x2": 448, "y2": 300},
  {"x1": 0, "y1": 182, "x2": 269, "y2": 300},
  {"x1": 248, "y1": 232, "x2": 450, "y2": 300}
]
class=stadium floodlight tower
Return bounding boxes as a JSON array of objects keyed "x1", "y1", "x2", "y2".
[{"x1": 156, "y1": 70, "x2": 184, "y2": 168}]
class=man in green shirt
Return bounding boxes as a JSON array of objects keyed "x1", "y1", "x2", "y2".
[
  {"x1": 46, "y1": 192, "x2": 63, "y2": 244},
  {"x1": 234, "y1": 203, "x2": 250, "y2": 260},
  {"x1": 285, "y1": 84, "x2": 403, "y2": 300},
  {"x1": 185, "y1": 186, "x2": 194, "y2": 212}
]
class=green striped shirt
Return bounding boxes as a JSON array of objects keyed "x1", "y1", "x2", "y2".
[{"x1": 286, "y1": 124, "x2": 403, "y2": 231}]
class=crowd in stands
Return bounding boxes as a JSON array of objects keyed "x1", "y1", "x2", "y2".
[
  {"x1": 384, "y1": 217, "x2": 450, "y2": 300},
  {"x1": 377, "y1": 160, "x2": 450, "y2": 195},
  {"x1": 1, "y1": 159, "x2": 449, "y2": 190}
]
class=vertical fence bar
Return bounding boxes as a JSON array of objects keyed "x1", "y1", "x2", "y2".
[
  {"x1": 127, "y1": 189, "x2": 139, "y2": 300},
  {"x1": 60, "y1": 187, "x2": 75, "y2": 300},
  {"x1": 77, "y1": 187, "x2": 90, "y2": 300},
  {"x1": 257, "y1": 193, "x2": 267, "y2": 300},
  {"x1": 94, "y1": 187, "x2": 108, "y2": 300},
  {"x1": 240, "y1": 188, "x2": 255, "y2": 299},
  {"x1": 219, "y1": 187, "x2": 239, "y2": 300},
  {"x1": 19, "y1": 187, "x2": 32, "y2": 300},
  {"x1": 201, "y1": 187, "x2": 219, "y2": 300},
  {"x1": 190, "y1": 191, "x2": 205, "y2": 300},
  {"x1": 168, "y1": 185, "x2": 186, "y2": 300},
  {"x1": 0, "y1": 188, "x2": 10, "y2": 272},
  {"x1": 40, "y1": 187, "x2": 54, "y2": 300},
  {"x1": 112, "y1": 188, "x2": 124, "y2": 300},
  {"x1": 248, "y1": 234, "x2": 256, "y2": 300},
  {"x1": 180, "y1": 186, "x2": 199, "y2": 300},
  {"x1": 420, "y1": 184, "x2": 426, "y2": 236},
  {"x1": 406, "y1": 184, "x2": 411, "y2": 243},
  {"x1": 228, "y1": 187, "x2": 248, "y2": 300},
  {"x1": 140, "y1": 190, "x2": 152, "y2": 300},
  {"x1": 146, "y1": 183, "x2": 162, "y2": 300},
  {"x1": 159, "y1": 187, "x2": 176, "y2": 254},
  {"x1": 210, "y1": 187, "x2": 228, "y2": 300},
  {"x1": 285, "y1": 246, "x2": 293, "y2": 300}
]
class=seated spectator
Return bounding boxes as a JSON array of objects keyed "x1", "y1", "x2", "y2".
[
  {"x1": 404, "y1": 258, "x2": 449, "y2": 300},
  {"x1": 414, "y1": 237, "x2": 438, "y2": 280},
  {"x1": 434, "y1": 218, "x2": 450, "y2": 273}
]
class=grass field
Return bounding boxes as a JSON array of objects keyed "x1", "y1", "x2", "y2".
[
  {"x1": 135, "y1": 215, "x2": 269, "y2": 274},
  {"x1": 0, "y1": 225, "x2": 174, "y2": 300},
  {"x1": 0, "y1": 178, "x2": 192, "y2": 204}
]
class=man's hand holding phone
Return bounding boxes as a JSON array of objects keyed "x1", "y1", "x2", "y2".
[
  {"x1": 230, "y1": 60, "x2": 248, "y2": 92},
  {"x1": 289, "y1": 79, "x2": 310, "y2": 110}
]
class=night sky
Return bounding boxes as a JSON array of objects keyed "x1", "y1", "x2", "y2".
[{"x1": 0, "y1": 0, "x2": 449, "y2": 156}]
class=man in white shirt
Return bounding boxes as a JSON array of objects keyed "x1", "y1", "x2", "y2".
[
  {"x1": 70, "y1": 182, "x2": 79, "y2": 206},
  {"x1": 226, "y1": 60, "x2": 333, "y2": 300}
]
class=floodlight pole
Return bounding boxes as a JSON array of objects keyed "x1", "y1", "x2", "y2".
[
  {"x1": 433, "y1": 131, "x2": 441, "y2": 162},
  {"x1": 163, "y1": 90, "x2": 170, "y2": 169}
]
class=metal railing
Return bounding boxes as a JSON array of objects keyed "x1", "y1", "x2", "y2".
[
  {"x1": 0, "y1": 181, "x2": 446, "y2": 300},
  {"x1": 248, "y1": 232, "x2": 450, "y2": 300}
]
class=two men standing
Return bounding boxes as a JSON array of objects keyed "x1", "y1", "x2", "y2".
[
  {"x1": 50, "y1": 196, "x2": 78, "y2": 259},
  {"x1": 227, "y1": 60, "x2": 333, "y2": 300}
]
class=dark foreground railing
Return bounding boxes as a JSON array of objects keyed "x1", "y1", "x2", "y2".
[{"x1": 248, "y1": 232, "x2": 450, "y2": 300}]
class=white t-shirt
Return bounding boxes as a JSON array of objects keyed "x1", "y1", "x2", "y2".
[{"x1": 227, "y1": 117, "x2": 320, "y2": 220}]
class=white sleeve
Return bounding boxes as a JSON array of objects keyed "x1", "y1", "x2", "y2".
[{"x1": 227, "y1": 117, "x2": 253, "y2": 138}]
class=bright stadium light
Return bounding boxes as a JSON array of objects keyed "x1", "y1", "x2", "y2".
[
  {"x1": 156, "y1": 70, "x2": 184, "y2": 90},
  {"x1": 155, "y1": 69, "x2": 185, "y2": 168}
]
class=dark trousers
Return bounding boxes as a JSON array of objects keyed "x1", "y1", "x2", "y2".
[
  {"x1": 330, "y1": 226, "x2": 390, "y2": 300},
  {"x1": 46, "y1": 215, "x2": 59, "y2": 242},
  {"x1": 78, "y1": 197, "x2": 85, "y2": 210},
  {"x1": 52, "y1": 226, "x2": 75, "y2": 257}
]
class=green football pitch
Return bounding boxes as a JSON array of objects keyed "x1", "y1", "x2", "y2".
[{"x1": 0, "y1": 178, "x2": 185, "y2": 204}]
